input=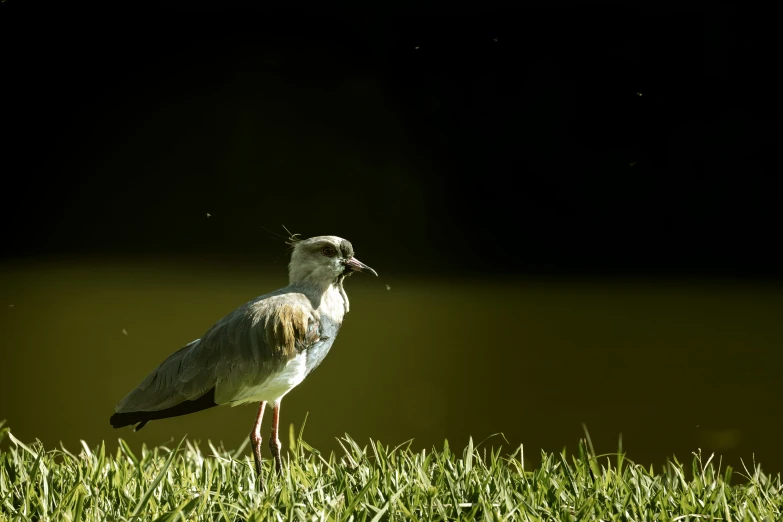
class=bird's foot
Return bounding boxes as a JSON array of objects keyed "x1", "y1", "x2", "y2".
[
  {"x1": 251, "y1": 433, "x2": 265, "y2": 489},
  {"x1": 269, "y1": 438, "x2": 283, "y2": 474}
]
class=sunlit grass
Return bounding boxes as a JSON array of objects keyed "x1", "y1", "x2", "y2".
[{"x1": 1, "y1": 420, "x2": 781, "y2": 521}]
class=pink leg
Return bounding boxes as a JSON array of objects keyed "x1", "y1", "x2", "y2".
[
  {"x1": 250, "y1": 401, "x2": 266, "y2": 480},
  {"x1": 269, "y1": 402, "x2": 283, "y2": 474}
]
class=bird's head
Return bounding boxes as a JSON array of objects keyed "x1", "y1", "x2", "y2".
[{"x1": 288, "y1": 235, "x2": 377, "y2": 287}]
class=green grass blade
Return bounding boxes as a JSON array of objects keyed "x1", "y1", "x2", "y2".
[
  {"x1": 130, "y1": 436, "x2": 186, "y2": 519},
  {"x1": 150, "y1": 494, "x2": 201, "y2": 522},
  {"x1": 339, "y1": 473, "x2": 378, "y2": 522},
  {"x1": 370, "y1": 486, "x2": 406, "y2": 522},
  {"x1": 119, "y1": 438, "x2": 140, "y2": 467}
]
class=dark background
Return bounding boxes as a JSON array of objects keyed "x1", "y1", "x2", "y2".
[
  {"x1": 1, "y1": 4, "x2": 781, "y2": 474},
  {"x1": 3, "y1": 4, "x2": 780, "y2": 276}
]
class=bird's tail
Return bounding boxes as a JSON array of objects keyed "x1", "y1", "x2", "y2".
[{"x1": 109, "y1": 387, "x2": 218, "y2": 431}]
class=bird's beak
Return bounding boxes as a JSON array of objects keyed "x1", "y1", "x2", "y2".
[{"x1": 343, "y1": 257, "x2": 378, "y2": 277}]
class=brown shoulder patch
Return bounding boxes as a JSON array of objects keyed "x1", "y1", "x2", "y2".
[{"x1": 264, "y1": 305, "x2": 317, "y2": 358}]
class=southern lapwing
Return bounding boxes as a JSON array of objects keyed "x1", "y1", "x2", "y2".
[{"x1": 109, "y1": 235, "x2": 377, "y2": 486}]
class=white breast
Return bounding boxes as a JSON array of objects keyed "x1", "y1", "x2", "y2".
[
  {"x1": 320, "y1": 284, "x2": 347, "y2": 322},
  {"x1": 227, "y1": 351, "x2": 309, "y2": 406}
]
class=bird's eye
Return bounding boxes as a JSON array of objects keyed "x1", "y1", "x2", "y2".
[{"x1": 322, "y1": 246, "x2": 336, "y2": 257}]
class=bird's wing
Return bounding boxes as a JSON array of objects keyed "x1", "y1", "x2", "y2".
[{"x1": 114, "y1": 291, "x2": 321, "y2": 413}]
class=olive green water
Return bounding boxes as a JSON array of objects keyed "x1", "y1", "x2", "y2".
[{"x1": 1, "y1": 259, "x2": 781, "y2": 472}]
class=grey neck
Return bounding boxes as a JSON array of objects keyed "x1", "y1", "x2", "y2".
[{"x1": 290, "y1": 278, "x2": 350, "y2": 315}]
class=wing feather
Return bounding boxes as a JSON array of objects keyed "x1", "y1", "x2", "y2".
[{"x1": 114, "y1": 291, "x2": 321, "y2": 413}]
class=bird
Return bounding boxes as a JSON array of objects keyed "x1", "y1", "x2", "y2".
[{"x1": 109, "y1": 235, "x2": 377, "y2": 485}]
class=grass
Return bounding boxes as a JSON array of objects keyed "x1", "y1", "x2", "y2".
[{"x1": 1, "y1": 420, "x2": 781, "y2": 521}]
